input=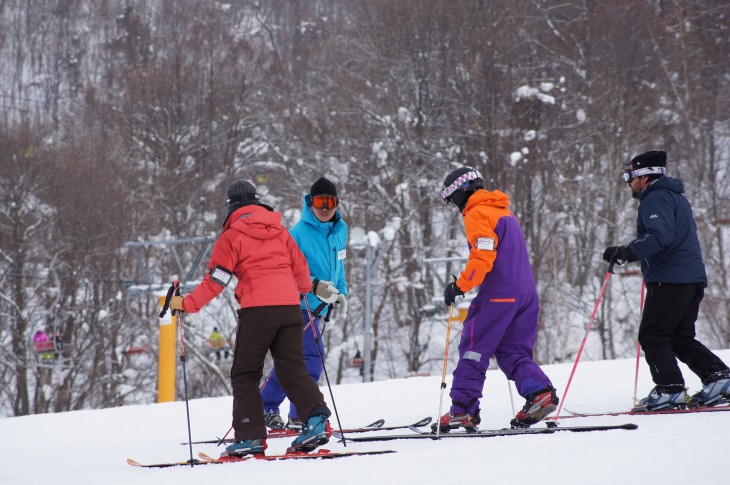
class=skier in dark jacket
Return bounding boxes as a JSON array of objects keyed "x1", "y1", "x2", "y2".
[{"x1": 603, "y1": 150, "x2": 730, "y2": 411}]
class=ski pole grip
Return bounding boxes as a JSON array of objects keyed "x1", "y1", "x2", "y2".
[
  {"x1": 170, "y1": 280, "x2": 181, "y2": 316},
  {"x1": 324, "y1": 303, "x2": 334, "y2": 323},
  {"x1": 607, "y1": 260, "x2": 616, "y2": 275},
  {"x1": 159, "y1": 283, "x2": 175, "y2": 318}
]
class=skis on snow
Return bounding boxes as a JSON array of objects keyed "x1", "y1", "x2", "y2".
[
  {"x1": 560, "y1": 404, "x2": 730, "y2": 418},
  {"x1": 127, "y1": 449, "x2": 396, "y2": 468},
  {"x1": 340, "y1": 416, "x2": 432, "y2": 434},
  {"x1": 182, "y1": 417, "x2": 431, "y2": 445},
  {"x1": 335, "y1": 422, "x2": 638, "y2": 442}
]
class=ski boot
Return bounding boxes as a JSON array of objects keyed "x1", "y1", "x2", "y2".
[
  {"x1": 286, "y1": 416, "x2": 305, "y2": 430},
  {"x1": 631, "y1": 385, "x2": 689, "y2": 412},
  {"x1": 431, "y1": 409, "x2": 480, "y2": 433},
  {"x1": 265, "y1": 412, "x2": 286, "y2": 430},
  {"x1": 287, "y1": 414, "x2": 332, "y2": 453},
  {"x1": 220, "y1": 438, "x2": 267, "y2": 458},
  {"x1": 689, "y1": 371, "x2": 730, "y2": 408},
  {"x1": 511, "y1": 385, "x2": 559, "y2": 428}
]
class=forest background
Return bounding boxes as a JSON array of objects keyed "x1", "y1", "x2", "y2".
[{"x1": 1, "y1": 0, "x2": 729, "y2": 418}]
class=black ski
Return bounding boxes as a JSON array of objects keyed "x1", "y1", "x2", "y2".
[
  {"x1": 339, "y1": 427, "x2": 555, "y2": 441},
  {"x1": 333, "y1": 416, "x2": 432, "y2": 438},
  {"x1": 547, "y1": 422, "x2": 638, "y2": 432},
  {"x1": 337, "y1": 423, "x2": 637, "y2": 442}
]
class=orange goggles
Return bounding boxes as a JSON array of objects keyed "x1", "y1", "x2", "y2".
[{"x1": 311, "y1": 194, "x2": 338, "y2": 210}]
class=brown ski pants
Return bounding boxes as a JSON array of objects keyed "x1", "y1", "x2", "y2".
[{"x1": 231, "y1": 305, "x2": 328, "y2": 441}]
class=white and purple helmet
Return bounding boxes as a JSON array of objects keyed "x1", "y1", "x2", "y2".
[{"x1": 440, "y1": 166, "x2": 484, "y2": 210}]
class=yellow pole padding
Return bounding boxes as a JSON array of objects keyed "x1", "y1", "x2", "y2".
[{"x1": 157, "y1": 295, "x2": 177, "y2": 403}]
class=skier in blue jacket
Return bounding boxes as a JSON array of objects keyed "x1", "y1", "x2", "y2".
[
  {"x1": 603, "y1": 150, "x2": 730, "y2": 411},
  {"x1": 262, "y1": 177, "x2": 348, "y2": 430}
]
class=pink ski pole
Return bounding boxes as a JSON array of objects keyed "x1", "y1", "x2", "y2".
[{"x1": 553, "y1": 261, "x2": 615, "y2": 419}]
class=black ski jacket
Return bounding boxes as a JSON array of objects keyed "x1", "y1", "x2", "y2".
[{"x1": 628, "y1": 176, "x2": 707, "y2": 285}]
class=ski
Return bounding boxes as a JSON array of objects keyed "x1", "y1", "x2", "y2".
[
  {"x1": 128, "y1": 449, "x2": 395, "y2": 468},
  {"x1": 547, "y1": 423, "x2": 638, "y2": 432},
  {"x1": 333, "y1": 416, "x2": 432, "y2": 437},
  {"x1": 339, "y1": 427, "x2": 555, "y2": 442},
  {"x1": 182, "y1": 418, "x2": 386, "y2": 445},
  {"x1": 127, "y1": 457, "x2": 209, "y2": 468},
  {"x1": 560, "y1": 404, "x2": 730, "y2": 418},
  {"x1": 198, "y1": 449, "x2": 396, "y2": 463},
  {"x1": 337, "y1": 423, "x2": 637, "y2": 442}
]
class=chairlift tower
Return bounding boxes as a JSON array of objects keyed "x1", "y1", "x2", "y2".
[
  {"x1": 349, "y1": 229, "x2": 391, "y2": 383},
  {"x1": 124, "y1": 236, "x2": 215, "y2": 403}
]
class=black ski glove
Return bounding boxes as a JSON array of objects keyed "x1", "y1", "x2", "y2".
[
  {"x1": 602, "y1": 245, "x2": 638, "y2": 265},
  {"x1": 444, "y1": 282, "x2": 465, "y2": 306}
]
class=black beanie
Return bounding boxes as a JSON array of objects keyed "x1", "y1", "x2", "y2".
[
  {"x1": 225, "y1": 180, "x2": 259, "y2": 217},
  {"x1": 310, "y1": 177, "x2": 337, "y2": 197},
  {"x1": 629, "y1": 150, "x2": 666, "y2": 169}
]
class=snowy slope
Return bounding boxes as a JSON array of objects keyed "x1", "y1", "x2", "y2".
[{"x1": 2, "y1": 351, "x2": 729, "y2": 485}]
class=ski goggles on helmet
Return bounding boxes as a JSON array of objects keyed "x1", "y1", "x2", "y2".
[
  {"x1": 622, "y1": 166, "x2": 665, "y2": 184},
  {"x1": 440, "y1": 169, "x2": 483, "y2": 203},
  {"x1": 311, "y1": 194, "x2": 338, "y2": 210}
]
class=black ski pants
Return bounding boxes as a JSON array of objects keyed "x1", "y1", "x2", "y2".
[
  {"x1": 230, "y1": 305, "x2": 329, "y2": 441},
  {"x1": 639, "y1": 283, "x2": 728, "y2": 389}
]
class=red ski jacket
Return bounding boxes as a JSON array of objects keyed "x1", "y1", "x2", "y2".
[{"x1": 182, "y1": 205, "x2": 311, "y2": 313}]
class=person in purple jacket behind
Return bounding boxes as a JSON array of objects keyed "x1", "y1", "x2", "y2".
[
  {"x1": 604, "y1": 150, "x2": 730, "y2": 412},
  {"x1": 436, "y1": 166, "x2": 558, "y2": 431}
]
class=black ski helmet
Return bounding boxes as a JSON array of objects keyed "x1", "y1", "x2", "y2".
[{"x1": 440, "y1": 166, "x2": 484, "y2": 211}]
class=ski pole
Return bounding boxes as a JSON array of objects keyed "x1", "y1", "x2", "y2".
[
  {"x1": 553, "y1": 261, "x2": 615, "y2": 419},
  {"x1": 258, "y1": 304, "x2": 322, "y2": 394},
  {"x1": 436, "y1": 303, "x2": 455, "y2": 439},
  {"x1": 216, "y1": 370, "x2": 275, "y2": 447},
  {"x1": 172, "y1": 281, "x2": 197, "y2": 466},
  {"x1": 235, "y1": 301, "x2": 329, "y2": 446},
  {"x1": 218, "y1": 370, "x2": 280, "y2": 447},
  {"x1": 633, "y1": 279, "x2": 645, "y2": 403},
  {"x1": 303, "y1": 299, "x2": 346, "y2": 446},
  {"x1": 507, "y1": 379, "x2": 516, "y2": 417}
]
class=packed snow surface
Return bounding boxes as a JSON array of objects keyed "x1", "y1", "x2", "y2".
[{"x1": 2, "y1": 350, "x2": 729, "y2": 484}]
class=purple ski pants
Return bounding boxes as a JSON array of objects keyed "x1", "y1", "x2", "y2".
[{"x1": 449, "y1": 288, "x2": 552, "y2": 415}]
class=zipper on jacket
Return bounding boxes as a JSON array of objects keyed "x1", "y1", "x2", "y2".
[{"x1": 489, "y1": 298, "x2": 516, "y2": 303}]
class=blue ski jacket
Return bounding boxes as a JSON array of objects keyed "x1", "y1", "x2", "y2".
[
  {"x1": 291, "y1": 194, "x2": 348, "y2": 316},
  {"x1": 628, "y1": 176, "x2": 707, "y2": 285}
]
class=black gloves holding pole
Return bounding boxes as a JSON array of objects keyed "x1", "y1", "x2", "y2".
[
  {"x1": 602, "y1": 245, "x2": 638, "y2": 265},
  {"x1": 443, "y1": 281, "x2": 465, "y2": 306}
]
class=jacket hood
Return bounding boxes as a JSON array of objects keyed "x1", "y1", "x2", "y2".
[
  {"x1": 640, "y1": 176, "x2": 684, "y2": 200},
  {"x1": 226, "y1": 204, "x2": 284, "y2": 240},
  {"x1": 463, "y1": 189, "x2": 510, "y2": 214}
]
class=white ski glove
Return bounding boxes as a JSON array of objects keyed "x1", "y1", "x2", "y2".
[
  {"x1": 334, "y1": 294, "x2": 348, "y2": 319},
  {"x1": 312, "y1": 279, "x2": 339, "y2": 304}
]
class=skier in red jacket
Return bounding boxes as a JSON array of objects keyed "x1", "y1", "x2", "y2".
[{"x1": 170, "y1": 180, "x2": 338, "y2": 457}]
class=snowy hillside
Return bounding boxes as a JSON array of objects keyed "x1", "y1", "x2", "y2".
[{"x1": 3, "y1": 351, "x2": 729, "y2": 485}]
